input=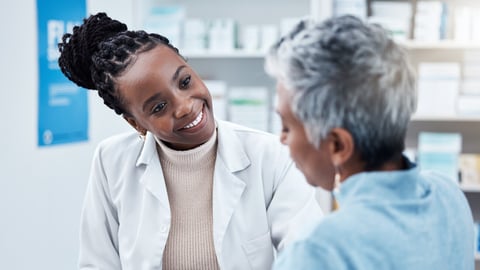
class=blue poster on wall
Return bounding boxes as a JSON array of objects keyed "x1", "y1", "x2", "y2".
[{"x1": 36, "y1": 0, "x2": 87, "y2": 146}]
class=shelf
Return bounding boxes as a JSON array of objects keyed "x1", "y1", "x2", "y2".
[
  {"x1": 399, "y1": 40, "x2": 480, "y2": 50},
  {"x1": 411, "y1": 115, "x2": 480, "y2": 122},
  {"x1": 460, "y1": 185, "x2": 480, "y2": 193},
  {"x1": 183, "y1": 50, "x2": 266, "y2": 59},
  {"x1": 180, "y1": 41, "x2": 480, "y2": 58}
]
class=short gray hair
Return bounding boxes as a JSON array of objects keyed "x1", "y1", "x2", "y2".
[{"x1": 265, "y1": 15, "x2": 417, "y2": 170}]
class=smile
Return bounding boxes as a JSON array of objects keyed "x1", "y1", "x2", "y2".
[{"x1": 183, "y1": 110, "x2": 203, "y2": 129}]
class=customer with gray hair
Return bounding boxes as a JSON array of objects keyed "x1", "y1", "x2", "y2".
[{"x1": 266, "y1": 15, "x2": 474, "y2": 270}]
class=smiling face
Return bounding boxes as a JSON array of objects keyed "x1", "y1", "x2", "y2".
[
  {"x1": 117, "y1": 45, "x2": 216, "y2": 150},
  {"x1": 275, "y1": 83, "x2": 336, "y2": 190}
]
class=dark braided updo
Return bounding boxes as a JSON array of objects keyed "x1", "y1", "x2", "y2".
[{"x1": 58, "y1": 12, "x2": 181, "y2": 115}]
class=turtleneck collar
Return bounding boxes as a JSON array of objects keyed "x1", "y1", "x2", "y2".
[{"x1": 154, "y1": 128, "x2": 218, "y2": 170}]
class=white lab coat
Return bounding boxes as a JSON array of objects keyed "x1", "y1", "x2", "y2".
[{"x1": 79, "y1": 120, "x2": 323, "y2": 270}]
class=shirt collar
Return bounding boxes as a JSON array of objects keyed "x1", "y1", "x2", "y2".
[{"x1": 333, "y1": 157, "x2": 427, "y2": 208}]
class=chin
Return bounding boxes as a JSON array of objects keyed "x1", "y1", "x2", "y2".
[
  {"x1": 305, "y1": 175, "x2": 319, "y2": 187},
  {"x1": 305, "y1": 174, "x2": 332, "y2": 190}
]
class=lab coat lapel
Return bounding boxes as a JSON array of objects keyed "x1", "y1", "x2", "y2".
[
  {"x1": 136, "y1": 132, "x2": 170, "y2": 208},
  {"x1": 212, "y1": 121, "x2": 249, "y2": 265}
]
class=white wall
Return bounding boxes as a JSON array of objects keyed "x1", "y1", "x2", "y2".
[{"x1": 0, "y1": 1, "x2": 132, "y2": 269}]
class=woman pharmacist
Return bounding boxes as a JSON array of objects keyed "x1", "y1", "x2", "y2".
[{"x1": 58, "y1": 12, "x2": 322, "y2": 270}]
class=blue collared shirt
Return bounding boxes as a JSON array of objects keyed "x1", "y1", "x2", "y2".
[{"x1": 273, "y1": 159, "x2": 475, "y2": 270}]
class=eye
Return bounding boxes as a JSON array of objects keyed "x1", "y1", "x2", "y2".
[
  {"x1": 180, "y1": 75, "x2": 191, "y2": 89},
  {"x1": 151, "y1": 102, "x2": 166, "y2": 114}
]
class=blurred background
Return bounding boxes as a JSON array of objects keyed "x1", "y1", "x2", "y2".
[{"x1": 0, "y1": 0, "x2": 479, "y2": 269}]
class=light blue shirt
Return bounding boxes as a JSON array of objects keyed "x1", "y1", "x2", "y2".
[{"x1": 273, "y1": 160, "x2": 475, "y2": 270}]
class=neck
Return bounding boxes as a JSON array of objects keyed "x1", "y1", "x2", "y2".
[
  {"x1": 338, "y1": 153, "x2": 406, "y2": 185},
  {"x1": 375, "y1": 154, "x2": 406, "y2": 171}
]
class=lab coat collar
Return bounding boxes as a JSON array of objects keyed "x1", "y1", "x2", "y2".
[
  {"x1": 136, "y1": 131, "x2": 157, "y2": 167},
  {"x1": 133, "y1": 120, "x2": 251, "y2": 203},
  {"x1": 215, "y1": 120, "x2": 250, "y2": 172},
  {"x1": 135, "y1": 132, "x2": 167, "y2": 202},
  {"x1": 135, "y1": 120, "x2": 251, "y2": 173}
]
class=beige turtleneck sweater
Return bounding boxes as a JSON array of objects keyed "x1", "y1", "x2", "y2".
[{"x1": 155, "y1": 130, "x2": 220, "y2": 270}]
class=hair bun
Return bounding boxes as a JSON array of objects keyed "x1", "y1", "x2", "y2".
[{"x1": 58, "y1": 12, "x2": 127, "y2": 90}]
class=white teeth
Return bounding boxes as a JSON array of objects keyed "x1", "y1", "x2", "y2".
[{"x1": 183, "y1": 111, "x2": 203, "y2": 129}]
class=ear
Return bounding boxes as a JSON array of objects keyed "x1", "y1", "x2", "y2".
[
  {"x1": 327, "y1": 128, "x2": 355, "y2": 168},
  {"x1": 123, "y1": 115, "x2": 147, "y2": 135}
]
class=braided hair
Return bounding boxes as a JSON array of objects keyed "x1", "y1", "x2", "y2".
[{"x1": 58, "y1": 12, "x2": 181, "y2": 115}]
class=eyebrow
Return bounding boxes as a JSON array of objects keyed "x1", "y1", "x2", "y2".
[{"x1": 172, "y1": 65, "x2": 187, "y2": 82}]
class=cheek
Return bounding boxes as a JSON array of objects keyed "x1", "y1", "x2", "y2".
[
  {"x1": 287, "y1": 138, "x2": 310, "y2": 168},
  {"x1": 198, "y1": 81, "x2": 213, "y2": 102},
  {"x1": 290, "y1": 141, "x2": 331, "y2": 187},
  {"x1": 291, "y1": 150, "x2": 320, "y2": 187},
  {"x1": 148, "y1": 118, "x2": 174, "y2": 136}
]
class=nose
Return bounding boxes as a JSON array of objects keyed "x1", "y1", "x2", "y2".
[{"x1": 174, "y1": 96, "x2": 193, "y2": 119}]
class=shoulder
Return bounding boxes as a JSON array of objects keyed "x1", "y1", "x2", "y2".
[
  {"x1": 419, "y1": 170, "x2": 465, "y2": 198},
  {"x1": 275, "y1": 213, "x2": 376, "y2": 270},
  {"x1": 97, "y1": 131, "x2": 140, "y2": 151},
  {"x1": 94, "y1": 131, "x2": 143, "y2": 162},
  {"x1": 218, "y1": 120, "x2": 280, "y2": 140},
  {"x1": 293, "y1": 209, "x2": 382, "y2": 257},
  {"x1": 419, "y1": 169, "x2": 472, "y2": 215},
  {"x1": 309, "y1": 212, "x2": 357, "y2": 242},
  {"x1": 274, "y1": 220, "x2": 349, "y2": 269},
  {"x1": 217, "y1": 120, "x2": 293, "y2": 171},
  {"x1": 217, "y1": 120, "x2": 286, "y2": 153},
  {"x1": 215, "y1": 120, "x2": 298, "y2": 190}
]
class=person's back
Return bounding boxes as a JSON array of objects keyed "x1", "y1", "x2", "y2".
[
  {"x1": 282, "y1": 164, "x2": 474, "y2": 270},
  {"x1": 265, "y1": 14, "x2": 474, "y2": 270},
  {"x1": 423, "y1": 171, "x2": 474, "y2": 269}
]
